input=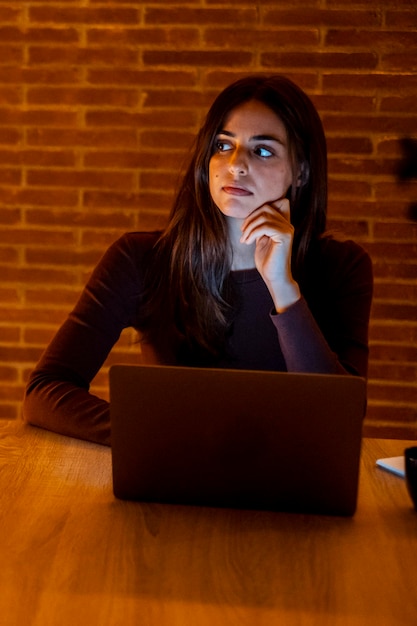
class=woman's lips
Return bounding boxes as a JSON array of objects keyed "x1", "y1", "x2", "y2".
[{"x1": 222, "y1": 185, "x2": 252, "y2": 196}]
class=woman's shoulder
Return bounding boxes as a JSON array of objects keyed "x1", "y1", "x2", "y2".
[
  {"x1": 105, "y1": 230, "x2": 162, "y2": 263},
  {"x1": 114, "y1": 230, "x2": 162, "y2": 250},
  {"x1": 88, "y1": 231, "x2": 163, "y2": 288},
  {"x1": 304, "y1": 234, "x2": 373, "y2": 294},
  {"x1": 315, "y1": 234, "x2": 372, "y2": 269}
]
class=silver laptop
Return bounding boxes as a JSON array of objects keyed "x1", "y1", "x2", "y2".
[{"x1": 109, "y1": 364, "x2": 367, "y2": 516}]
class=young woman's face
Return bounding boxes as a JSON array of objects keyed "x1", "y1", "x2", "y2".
[{"x1": 209, "y1": 99, "x2": 294, "y2": 220}]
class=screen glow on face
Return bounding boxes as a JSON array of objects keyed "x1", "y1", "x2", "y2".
[{"x1": 209, "y1": 100, "x2": 293, "y2": 220}]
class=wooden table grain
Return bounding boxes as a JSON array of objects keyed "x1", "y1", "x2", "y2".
[{"x1": 0, "y1": 420, "x2": 416, "y2": 626}]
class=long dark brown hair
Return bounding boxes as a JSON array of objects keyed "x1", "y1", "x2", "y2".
[{"x1": 139, "y1": 75, "x2": 328, "y2": 357}]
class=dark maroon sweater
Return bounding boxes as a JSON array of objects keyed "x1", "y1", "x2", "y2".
[{"x1": 23, "y1": 231, "x2": 373, "y2": 445}]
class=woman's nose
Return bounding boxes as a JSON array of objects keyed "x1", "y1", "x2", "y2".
[{"x1": 228, "y1": 148, "x2": 248, "y2": 176}]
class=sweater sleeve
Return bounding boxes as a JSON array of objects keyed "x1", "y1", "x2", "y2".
[
  {"x1": 270, "y1": 239, "x2": 373, "y2": 378},
  {"x1": 23, "y1": 233, "x2": 155, "y2": 446},
  {"x1": 270, "y1": 297, "x2": 347, "y2": 374}
]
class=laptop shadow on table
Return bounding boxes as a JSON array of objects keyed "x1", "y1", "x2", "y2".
[{"x1": 70, "y1": 497, "x2": 358, "y2": 611}]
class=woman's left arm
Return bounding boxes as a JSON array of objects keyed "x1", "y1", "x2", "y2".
[
  {"x1": 270, "y1": 243, "x2": 373, "y2": 378},
  {"x1": 241, "y1": 201, "x2": 373, "y2": 378}
]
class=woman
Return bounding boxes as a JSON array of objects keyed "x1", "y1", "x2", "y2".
[{"x1": 23, "y1": 75, "x2": 373, "y2": 445}]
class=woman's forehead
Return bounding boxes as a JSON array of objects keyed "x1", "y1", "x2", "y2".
[{"x1": 220, "y1": 100, "x2": 288, "y2": 142}]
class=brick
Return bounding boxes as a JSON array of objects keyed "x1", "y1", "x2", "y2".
[
  {"x1": 326, "y1": 218, "x2": 369, "y2": 239},
  {"x1": 386, "y1": 9, "x2": 417, "y2": 28},
  {"x1": 0, "y1": 149, "x2": 76, "y2": 167},
  {"x1": 0, "y1": 128, "x2": 21, "y2": 145},
  {"x1": 0, "y1": 67, "x2": 81, "y2": 85},
  {"x1": 312, "y1": 94, "x2": 376, "y2": 114},
  {"x1": 0, "y1": 345, "x2": 49, "y2": 363},
  {"x1": 368, "y1": 381, "x2": 417, "y2": 405},
  {"x1": 87, "y1": 192, "x2": 172, "y2": 219},
  {"x1": 87, "y1": 69, "x2": 196, "y2": 88},
  {"x1": 369, "y1": 342, "x2": 417, "y2": 363},
  {"x1": 0, "y1": 87, "x2": 22, "y2": 105},
  {"x1": 0, "y1": 7, "x2": 21, "y2": 22},
  {"x1": 23, "y1": 327, "x2": 58, "y2": 346},
  {"x1": 372, "y1": 260, "x2": 417, "y2": 281},
  {"x1": 0, "y1": 168, "x2": 21, "y2": 185},
  {"x1": 0, "y1": 45, "x2": 23, "y2": 64},
  {"x1": 87, "y1": 27, "x2": 166, "y2": 47},
  {"x1": 26, "y1": 248, "x2": 103, "y2": 267},
  {"x1": 27, "y1": 128, "x2": 138, "y2": 149},
  {"x1": 372, "y1": 301, "x2": 417, "y2": 322},
  {"x1": 80, "y1": 231, "x2": 127, "y2": 250},
  {"x1": 262, "y1": 8, "x2": 382, "y2": 28},
  {"x1": 0, "y1": 404, "x2": 19, "y2": 420},
  {"x1": 328, "y1": 178, "x2": 372, "y2": 199},
  {"x1": 326, "y1": 136, "x2": 373, "y2": 155},
  {"x1": 0, "y1": 26, "x2": 79, "y2": 44},
  {"x1": 83, "y1": 191, "x2": 171, "y2": 211},
  {"x1": 137, "y1": 210, "x2": 169, "y2": 232},
  {"x1": 140, "y1": 129, "x2": 195, "y2": 150},
  {"x1": 323, "y1": 114, "x2": 417, "y2": 134},
  {"x1": 9, "y1": 188, "x2": 79, "y2": 208},
  {"x1": 144, "y1": 7, "x2": 257, "y2": 26},
  {"x1": 326, "y1": 29, "x2": 417, "y2": 50},
  {"x1": 29, "y1": 46, "x2": 138, "y2": 66},
  {"x1": 0, "y1": 247, "x2": 19, "y2": 264},
  {"x1": 380, "y1": 96, "x2": 417, "y2": 112},
  {"x1": 88, "y1": 26, "x2": 200, "y2": 48},
  {"x1": 0, "y1": 107, "x2": 77, "y2": 126},
  {"x1": 0, "y1": 307, "x2": 69, "y2": 327},
  {"x1": 25, "y1": 287, "x2": 80, "y2": 307},
  {"x1": 0, "y1": 228, "x2": 74, "y2": 246},
  {"x1": 85, "y1": 109, "x2": 198, "y2": 129},
  {"x1": 27, "y1": 169, "x2": 135, "y2": 191},
  {"x1": 382, "y1": 53, "x2": 417, "y2": 72},
  {"x1": 376, "y1": 139, "x2": 404, "y2": 156},
  {"x1": 204, "y1": 28, "x2": 319, "y2": 49},
  {"x1": 369, "y1": 361, "x2": 417, "y2": 383},
  {"x1": 373, "y1": 281, "x2": 417, "y2": 301},
  {"x1": 141, "y1": 89, "x2": 215, "y2": 109},
  {"x1": 0, "y1": 327, "x2": 20, "y2": 343},
  {"x1": 28, "y1": 87, "x2": 138, "y2": 107},
  {"x1": 0, "y1": 366, "x2": 18, "y2": 382},
  {"x1": 83, "y1": 191, "x2": 141, "y2": 210},
  {"x1": 0, "y1": 287, "x2": 19, "y2": 303},
  {"x1": 26, "y1": 208, "x2": 135, "y2": 230},
  {"x1": 29, "y1": 6, "x2": 140, "y2": 25},
  {"x1": 261, "y1": 52, "x2": 378, "y2": 70},
  {"x1": 328, "y1": 157, "x2": 397, "y2": 177},
  {"x1": 375, "y1": 182, "x2": 417, "y2": 201},
  {"x1": 366, "y1": 241, "x2": 417, "y2": 260},
  {"x1": 139, "y1": 171, "x2": 179, "y2": 191},
  {"x1": 204, "y1": 71, "x2": 319, "y2": 92},
  {"x1": 144, "y1": 50, "x2": 253, "y2": 67},
  {"x1": 83, "y1": 150, "x2": 183, "y2": 171},
  {"x1": 323, "y1": 72, "x2": 417, "y2": 93},
  {"x1": 329, "y1": 199, "x2": 411, "y2": 221},
  {"x1": 0, "y1": 265, "x2": 77, "y2": 286},
  {"x1": 374, "y1": 222, "x2": 417, "y2": 240}
]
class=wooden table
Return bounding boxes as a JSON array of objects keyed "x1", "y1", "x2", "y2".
[{"x1": 0, "y1": 420, "x2": 416, "y2": 626}]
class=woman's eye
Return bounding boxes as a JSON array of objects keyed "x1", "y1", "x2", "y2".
[
  {"x1": 255, "y1": 146, "x2": 274, "y2": 158},
  {"x1": 215, "y1": 140, "x2": 232, "y2": 152}
]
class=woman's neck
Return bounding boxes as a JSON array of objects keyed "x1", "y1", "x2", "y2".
[{"x1": 226, "y1": 217, "x2": 256, "y2": 271}]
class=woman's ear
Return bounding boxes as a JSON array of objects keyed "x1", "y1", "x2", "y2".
[{"x1": 296, "y1": 161, "x2": 309, "y2": 187}]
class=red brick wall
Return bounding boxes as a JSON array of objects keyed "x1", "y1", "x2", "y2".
[{"x1": 0, "y1": 1, "x2": 416, "y2": 438}]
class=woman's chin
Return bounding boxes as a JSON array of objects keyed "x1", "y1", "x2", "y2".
[{"x1": 216, "y1": 201, "x2": 256, "y2": 221}]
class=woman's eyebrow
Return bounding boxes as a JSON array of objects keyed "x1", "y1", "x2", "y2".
[
  {"x1": 251, "y1": 134, "x2": 285, "y2": 144},
  {"x1": 217, "y1": 129, "x2": 285, "y2": 145}
]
